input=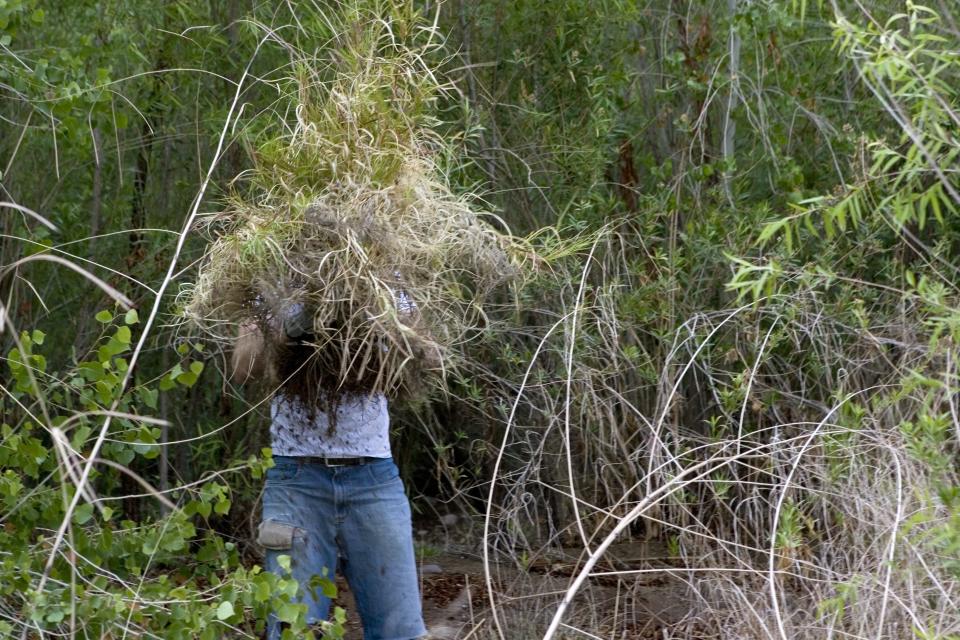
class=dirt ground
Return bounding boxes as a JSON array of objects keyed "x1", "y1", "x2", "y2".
[{"x1": 332, "y1": 539, "x2": 695, "y2": 639}]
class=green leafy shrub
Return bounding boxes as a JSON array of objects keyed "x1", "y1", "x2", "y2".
[{"x1": 0, "y1": 310, "x2": 342, "y2": 639}]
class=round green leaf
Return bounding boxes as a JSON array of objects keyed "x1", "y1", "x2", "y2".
[
  {"x1": 115, "y1": 326, "x2": 132, "y2": 345},
  {"x1": 216, "y1": 600, "x2": 234, "y2": 621},
  {"x1": 73, "y1": 503, "x2": 94, "y2": 525}
]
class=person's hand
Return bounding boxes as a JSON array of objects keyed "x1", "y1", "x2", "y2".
[
  {"x1": 414, "y1": 336, "x2": 443, "y2": 370},
  {"x1": 280, "y1": 301, "x2": 313, "y2": 339}
]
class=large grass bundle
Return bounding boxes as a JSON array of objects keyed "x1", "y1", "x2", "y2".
[{"x1": 182, "y1": 4, "x2": 519, "y2": 398}]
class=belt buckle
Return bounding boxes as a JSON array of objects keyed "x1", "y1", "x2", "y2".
[{"x1": 324, "y1": 457, "x2": 350, "y2": 467}]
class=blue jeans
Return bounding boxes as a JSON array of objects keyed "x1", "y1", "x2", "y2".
[{"x1": 260, "y1": 456, "x2": 427, "y2": 640}]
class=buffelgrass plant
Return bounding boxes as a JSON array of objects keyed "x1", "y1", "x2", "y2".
[{"x1": 182, "y1": 2, "x2": 523, "y2": 400}]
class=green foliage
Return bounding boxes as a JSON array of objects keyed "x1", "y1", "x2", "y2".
[
  {"x1": 0, "y1": 310, "x2": 340, "y2": 637},
  {"x1": 719, "y1": 3, "x2": 960, "y2": 636},
  {"x1": 3, "y1": 0, "x2": 960, "y2": 637},
  {"x1": 757, "y1": 2, "x2": 960, "y2": 255}
]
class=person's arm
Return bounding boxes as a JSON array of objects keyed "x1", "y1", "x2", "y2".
[{"x1": 230, "y1": 322, "x2": 265, "y2": 384}]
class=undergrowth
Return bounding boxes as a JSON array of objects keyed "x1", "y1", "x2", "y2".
[{"x1": 1, "y1": 1, "x2": 958, "y2": 639}]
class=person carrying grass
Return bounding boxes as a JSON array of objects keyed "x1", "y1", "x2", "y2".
[{"x1": 231, "y1": 297, "x2": 428, "y2": 640}]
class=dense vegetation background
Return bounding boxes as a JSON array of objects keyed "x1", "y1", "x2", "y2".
[{"x1": 1, "y1": 0, "x2": 958, "y2": 638}]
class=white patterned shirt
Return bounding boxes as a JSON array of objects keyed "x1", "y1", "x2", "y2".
[
  {"x1": 266, "y1": 288, "x2": 409, "y2": 459},
  {"x1": 269, "y1": 392, "x2": 391, "y2": 458}
]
